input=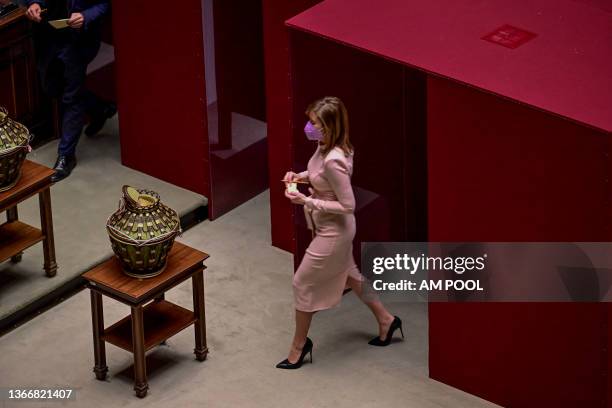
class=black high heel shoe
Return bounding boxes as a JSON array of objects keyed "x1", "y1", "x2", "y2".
[
  {"x1": 276, "y1": 337, "x2": 313, "y2": 369},
  {"x1": 368, "y1": 316, "x2": 404, "y2": 346}
]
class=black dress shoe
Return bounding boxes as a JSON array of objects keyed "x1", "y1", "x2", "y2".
[
  {"x1": 51, "y1": 155, "x2": 77, "y2": 182},
  {"x1": 85, "y1": 102, "x2": 117, "y2": 136},
  {"x1": 276, "y1": 337, "x2": 313, "y2": 369},
  {"x1": 368, "y1": 316, "x2": 404, "y2": 346}
]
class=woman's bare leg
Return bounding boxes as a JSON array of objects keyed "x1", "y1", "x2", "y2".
[
  {"x1": 347, "y1": 276, "x2": 395, "y2": 340},
  {"x1": 287, "y1": 309, "x2": 314, "y2": 362}
]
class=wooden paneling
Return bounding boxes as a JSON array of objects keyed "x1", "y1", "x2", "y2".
[
  {"x1": 0, "y1": 8, "x2": 38, "y2": 124},
  {"x1": 0, "y1": 8, "x2": 59, "y2": 145}
]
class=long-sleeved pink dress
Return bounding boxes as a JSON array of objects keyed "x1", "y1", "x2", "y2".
[{"x1": 293, "y1": 145, "x2": 364, "y2": 312}]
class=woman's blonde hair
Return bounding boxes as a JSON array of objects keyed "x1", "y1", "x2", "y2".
[{"x1": 306, "y1": 96, "x2": 353, "y2": 156}]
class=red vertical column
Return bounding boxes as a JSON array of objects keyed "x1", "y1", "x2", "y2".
[
  {"x1": 262, "y1": 0, "x2": 323, "y2": 252},
  {"x1": 112, "y1": 0, "x2": 210, "y2": 197},
  {"x1": 609, "y1": 305, "x2": 612, "y2": 407},
  {"x1": 208, "y1": 0, "x2": 268, "y2": 219}
]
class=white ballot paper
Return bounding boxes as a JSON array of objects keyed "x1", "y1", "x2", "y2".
[
  {"x1": 49, "y1": 19, "x2": 70, "y2": 29},
  {"x1": 287, "y1": 182, "x2": 298, "y2": 193}
]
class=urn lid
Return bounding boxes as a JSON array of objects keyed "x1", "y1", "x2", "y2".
[
  {"x1": 0, "y1": 107, "x2": 30, "y2": 152},
  {"x1": 107, "y1": 186, "x2": 180, "y2": 242}
]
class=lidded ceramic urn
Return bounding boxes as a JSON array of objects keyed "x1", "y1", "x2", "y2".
[
  {"x1": 0, "y1": 106, "x2": 30, "y2": 192},
  {"x1": 106, "y1": 186, "x2": 181, "y2": 278}
]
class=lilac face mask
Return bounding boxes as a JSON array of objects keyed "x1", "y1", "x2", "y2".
[{"x1": 304, "y1": 121, "x2": 324, "y2": 141}]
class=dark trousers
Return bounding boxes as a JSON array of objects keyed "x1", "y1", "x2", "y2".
[{"x1": 38, "y1": 40, "x2": 103, "y2": 157}]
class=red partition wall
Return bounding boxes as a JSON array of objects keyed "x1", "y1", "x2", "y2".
[
  {"x1": 289, "y1": 30, "x2": 427, "y2": 267},
  {"x1": 213, "y1": 0, "x2": 266, "y2": 130},
  {"x1": 283, "y1": 0, "x2": 612, "y2": 406},
  {"x1": 427, "y1": 76, "x2": 610, "y2": 407},
  {"x1": 114, "y1": 0, "x2": 323, "y2": 223},
  {"x1": 207, "y1": 0, "x2": 268, "y2": 218},
  {"x1": 262, "y1": 0, "x2": 323, "y2": 252},
  {"x1": 112, "y1": 0, "x2": 210, "y2": 196},
  {"x1": 609, "y1": 307, "x2": 612, "y2": 406},
  {"x1": 85, "y1": 16, "x2": 115, "y2": 104}
]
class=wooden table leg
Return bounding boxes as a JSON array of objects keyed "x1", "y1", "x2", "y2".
[
  {"x1": 6, "y1": 206, "x2": 18, "y2": 222},
  {"x1": 6, "y1": 207, "x2": 23, "y2": 262},
  {"x1": 131, "y1": 305, "x2": 148, "y2": 398},
  {"x1": 154, "y1": 293, "x2": 167, "y2": 345},
  {"x1": 38, "y1": 188, "x2": 57, "y2": 277},
  {"x1": 192, "y1": 270, "x2": 208, "y2": 361},
  {"x1": 90, "y1": 291, "x2": 108, "y2": 381}
]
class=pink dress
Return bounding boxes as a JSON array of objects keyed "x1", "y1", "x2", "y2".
[{"x1": 293, "y1": 145, "x2": 364, "y2": 312}]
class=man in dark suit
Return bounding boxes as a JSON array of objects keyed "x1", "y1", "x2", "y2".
[{"x1": 25, "y1": 0, "x2": 114, "y2": 182}]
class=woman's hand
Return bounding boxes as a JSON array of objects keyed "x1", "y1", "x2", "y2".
[
  {"x1": 284, "y1": 189, "x2": 307, "y2": 205},
  {"x1": 282, "y1": 171, "x2": 298, "y2": 187}
]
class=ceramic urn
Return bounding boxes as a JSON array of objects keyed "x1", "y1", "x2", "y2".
[
  {"x1": 0, "y1": 106, "x2": 30, "y2": 192},
  {"x1": 106, "y1": 186, "x2": 181, "y2": 278}
]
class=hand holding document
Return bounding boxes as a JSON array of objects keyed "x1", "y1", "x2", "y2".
[
  {"x1": 281, "y1": 178, "x2": 308, "y2": 194},
  {"x1": 67, "y1": 12, "x2": 84, "y2": 28}
]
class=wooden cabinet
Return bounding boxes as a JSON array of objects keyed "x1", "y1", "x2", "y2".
[
  {"x1": 0, "y1": 7, "x2": 58, "y2": 144},
  {"x1": 0, "y1": 8, "x2": 38, "y2": 124}
]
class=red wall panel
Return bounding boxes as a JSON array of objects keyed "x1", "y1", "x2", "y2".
[
  {"x1": 112, "y1": 0, "x2": 210, "y2": 197},
  {"x1": 262, "y1": 0, "x2": 323, "y2": 252},
  {"x1": 609, "y1": 305, "x2": 612, "y2": 407},
  {"x1": 208, "y1": 0, "x2": 268, "y2": 219},
  {"x1": 428, "y1": 75, "x2": 609, "y2": 407},
  {"x1": 213, "y1": 0, "x2": 266, "y2": 123},
  {"x1": 86, "y1": 63, "x2": 115, "y2": 103},
  {"x1": 289, "y1": 30, "x2": 427, "y2": 267}
]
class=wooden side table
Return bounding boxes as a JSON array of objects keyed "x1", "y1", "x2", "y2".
[
  {"x1": 82, "y1": 241, "x2": 209, "y2": 398},
  {"x1": 0, "y1": 160, "x2": 57, "y2": 276}
]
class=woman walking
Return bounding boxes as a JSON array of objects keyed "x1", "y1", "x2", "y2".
[{"x1": 277, "y1": 96, "x2": 402, "y2": 369}]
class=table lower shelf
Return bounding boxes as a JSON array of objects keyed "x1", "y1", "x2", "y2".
[
  {"x1": 0, "y1": 221, "x2": 44, "y2": 263},
  {"x1": 103, "y1": 300, "x2": 196, "y2": 353}
]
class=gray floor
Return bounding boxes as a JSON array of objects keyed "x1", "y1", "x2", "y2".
[
  {"x1": 0, "y1": 191, "x2": 498, "y2": 408},
  {"x1": 0, "y1": 116, "x2": 206, "y2": 323}
]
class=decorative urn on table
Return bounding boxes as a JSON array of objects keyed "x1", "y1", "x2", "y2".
[
  {"x1": 106, "y1": 186, "x2": 181, "y2": 278},
  {"x1": 0, "y1": 106, "x2": 30, "y2": 192}
]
